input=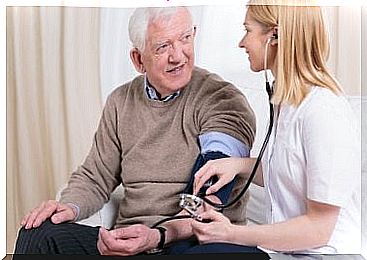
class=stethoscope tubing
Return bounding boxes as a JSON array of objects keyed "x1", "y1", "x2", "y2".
[
  {"x1": 202, "y1": 37, "x2": 275, "y2": 209},
  {"x1": 150, "y1": 38, "x2": 275, "y2": 227}
]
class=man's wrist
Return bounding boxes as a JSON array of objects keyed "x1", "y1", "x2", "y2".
[
  {"x1": 146, "y1": 226, "x2": 167, "y2": 254},
  {"x1": 65, "y1": 203, "x2": 80, "y2": 222}
]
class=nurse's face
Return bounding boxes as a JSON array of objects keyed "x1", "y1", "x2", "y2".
[{"x1": 238, "y1": 12, "x2": 277, "y2": 73}]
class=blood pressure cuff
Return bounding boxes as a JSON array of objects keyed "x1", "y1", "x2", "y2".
[{"x1": 183, "y1": 151, "x2": 237, "y2": 204}]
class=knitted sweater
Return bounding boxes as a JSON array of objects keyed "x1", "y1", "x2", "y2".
[{"x1": 60, "y1": 66, "x2": 256, "y2": 228}]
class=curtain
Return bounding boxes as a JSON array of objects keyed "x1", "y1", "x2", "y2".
[
  {"x1": 6, "y1": 7, "x2": 102, "y2": 253},
  {"x1": 325, "y1": 6, "x2": 361, "y2": 96},
  {"x1": 361, "y1": 6, "x2": 366, "y2": 258}
]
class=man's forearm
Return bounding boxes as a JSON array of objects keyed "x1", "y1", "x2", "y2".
[{"x1": 163, "y1": 212, "x2": 194, "y2": 245}]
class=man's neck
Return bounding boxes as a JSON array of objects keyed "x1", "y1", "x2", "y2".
[{"x1": 144, "y1": 76, "x2": 180, "y2": 102}]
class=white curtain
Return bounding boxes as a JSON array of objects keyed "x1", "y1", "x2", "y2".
[
  {"x1": 362, "y1": 6, "x2": 367, "y2": 258},
  {"x1": 7, "y1": 6, "x2": 102, "y2": 253}
]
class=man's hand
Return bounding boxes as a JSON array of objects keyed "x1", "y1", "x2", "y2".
[
  {"x1": 20, "y1": 200, "x2": 77, "y2": 229},
  {"x1": 97, "y1": 224, "x2": 160, "y2": 256}
]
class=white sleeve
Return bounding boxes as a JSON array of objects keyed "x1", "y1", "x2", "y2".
[{"x1": 302, "y1": 97, "x2": 360, "y2": 207}]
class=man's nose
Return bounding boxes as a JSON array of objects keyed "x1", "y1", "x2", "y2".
[{"x1": 168, "y1": 43, "x2": 184, "y2": 63}]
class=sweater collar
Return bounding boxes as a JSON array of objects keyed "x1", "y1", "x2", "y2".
[{"x1": 144, "y1": 74, "x2": 180, "y2": 102}]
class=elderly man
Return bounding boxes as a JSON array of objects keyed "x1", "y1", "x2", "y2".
[{"x1": 13, "y1": 6, "x2": 261, "y2": 256}]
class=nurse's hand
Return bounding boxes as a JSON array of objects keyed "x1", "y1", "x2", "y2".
[
  {"x1": 193, "y1": 157, "x2": 245, "y2": 195},
  {"x1": 191, "y1": 209, "x2": 233, "y2": 244}
]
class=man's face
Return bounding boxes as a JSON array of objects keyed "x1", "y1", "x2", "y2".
[{"x1": 140, "y1": 8, "x2": 196, "y2": 97}]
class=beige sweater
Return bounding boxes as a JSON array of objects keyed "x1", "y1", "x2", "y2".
[{"x1": 60, "y1": 67, "x2": 256, "y2": 228}]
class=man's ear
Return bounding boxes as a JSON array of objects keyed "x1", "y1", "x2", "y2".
[{"x1": 130, "y1": 48, "x2": 145, "y2": 73}]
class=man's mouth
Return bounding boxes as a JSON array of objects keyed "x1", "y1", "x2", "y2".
[{"x1": 166, "y1": 63, "x2": 186, "y2": 73}]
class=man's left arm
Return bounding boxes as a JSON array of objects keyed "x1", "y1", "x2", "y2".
[
  {"x1": 182, "y1": 131, "x2": 250, "y2": 202},
  {"x1": 198, "y1": 131, "x2": 250, "y2": 201},
  {"x1": 157, "y1": 131, "x2": 250, "y2": 249},
  {"x1": 152, "y1": 83, "x2": 256, "y2": 250}
]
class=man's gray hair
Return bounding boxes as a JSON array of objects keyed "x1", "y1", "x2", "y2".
[{"x1": 128, "y1": 6, "x2": 193, "y2": 52}]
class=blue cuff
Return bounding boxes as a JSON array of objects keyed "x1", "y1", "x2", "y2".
[
  {"x1": 183, "y1": 151, "x2": 235, "y2": 205},
  {"x1": 199, "y1": 131, "x2": 250, "y2": 157}
]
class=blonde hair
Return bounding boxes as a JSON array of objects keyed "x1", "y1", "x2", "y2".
[{"x1": 247, "y1": 0, "x2": 342, "y2": 106}]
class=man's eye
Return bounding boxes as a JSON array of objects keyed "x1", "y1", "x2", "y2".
[
  {"x1": 181, "y1": 34, "x2": 192, "y2": 42},
  {"x1": 156, "y1": 43, "x2": 169, "y2": 54}
]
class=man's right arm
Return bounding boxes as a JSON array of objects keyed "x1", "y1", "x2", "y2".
[{"x1": 59, "y1": 93, "x2": 123, "y2": 221}]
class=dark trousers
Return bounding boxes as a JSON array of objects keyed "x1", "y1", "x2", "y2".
[
  {"x1": 13, "y1": 219, "x2": 269, "y2": 258},
  {"x1": 14, "y1": 219, "x2": 100, "y2": 255}
]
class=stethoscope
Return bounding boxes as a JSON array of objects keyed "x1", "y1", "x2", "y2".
[{"x1": 151, "y1": 36, "x2": 276, "y2": 228}]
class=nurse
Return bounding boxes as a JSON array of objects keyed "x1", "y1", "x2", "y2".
[{"x1": 192, "y1": 0, "x2": 361, "y2": 255}]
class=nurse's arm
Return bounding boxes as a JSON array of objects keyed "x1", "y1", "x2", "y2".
[
  {"x1": 193, "y1": 157, "x2": 263, "y2": 195},
  {"x1": 229, "y1": 199, "x2": 340, "y2": 252}
]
